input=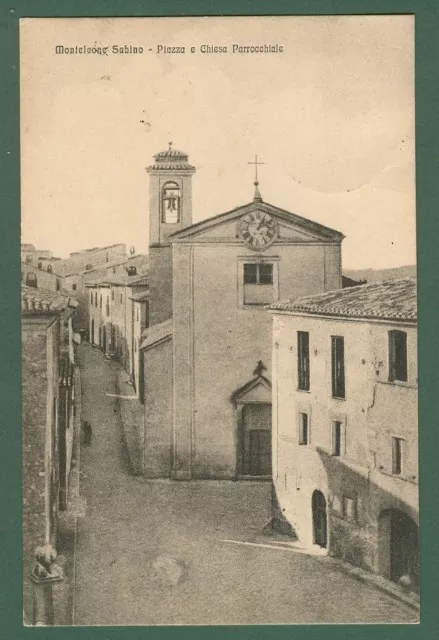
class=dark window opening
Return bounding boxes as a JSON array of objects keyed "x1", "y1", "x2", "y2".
[
  {"x1": 299, "y1": 413, "x2": 308, "y2": 445},
  {"x1": 392, "y1": 437, "x2": 404, "y2": 475},
  {"x1": 298, "y1": 331, "x2": 310, "y2": 391},
  {"x1": 331, "y1": 336, "x2": 345, "y2": 398},
  {"x1": 389, "y1": 330, "x2": 408, "y2": 382},
  {"x1": 243, "y1": 263, "x2": 273, "y2": 285},
  {"x1": 332, "y1": 421, "x2": 342, "y2": 456},
  {"x1": 72, "y1": 283, "x2": 77, "y2": 291}
]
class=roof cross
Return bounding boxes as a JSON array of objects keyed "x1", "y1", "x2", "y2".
[
  {"x1": 248, "y1": 154, "x2": 265, "y2": 183},
  {"x1": 248, "y1": 154, "x2": 265, "y2": 202}
]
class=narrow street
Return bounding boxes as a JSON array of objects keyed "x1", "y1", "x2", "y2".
[{"x1": 74, "y1": 342, "x2": 418, "y2": 625}]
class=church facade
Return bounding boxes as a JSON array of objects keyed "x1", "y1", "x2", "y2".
[{"x1": 141, "y1": 146, "x2": 344, "y2": 480}]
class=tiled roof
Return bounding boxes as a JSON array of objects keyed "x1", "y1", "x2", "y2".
[
  {"x1": 21, "y1": 284, "x2": 77, "y2": 315},
  {"x1": 147, "y1": 146, "x2": 195, "y2": 172},
  {"x1": 269, "y1": 278, "x2": 417, "y2": 323},
  {"x1": 80, "y1": 254, "x2": 149, "y2": 276},
  {"x1": 106, "y1": 274, "x2": 149, "y2": 287},
  {"x1": 130, "y1": 291, "x2": 149, "y2": 302},
  {"x1": 140, "y1": 319, "x2": 173, "y2": 350},
  {"x1": 86, "y1": 274, "x2": 148, "y2": 287}
]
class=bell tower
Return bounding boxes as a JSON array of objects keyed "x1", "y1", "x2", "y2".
[{"x1": 147, "y1": 143, "x2": 196, "y2": 326}]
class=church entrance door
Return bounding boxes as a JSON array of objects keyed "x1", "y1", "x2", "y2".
[{"x1": 240, "y1": 403, "x2": 272, "y2": 477}]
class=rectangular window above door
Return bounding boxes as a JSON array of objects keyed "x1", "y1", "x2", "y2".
[{"x1": 243, "y1": 263, "x2": 273, "y2": 305}]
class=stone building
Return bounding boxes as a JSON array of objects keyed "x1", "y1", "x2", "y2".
[
  {"x1": 21, "y1": 243, "x2": 54, "y2": 264},
  {"x1": 140, "y1": 145, "x2": 344, "y2": 479},
  {"x1": 130, "y1": 290, "x2": 149, "y2": 400},
  {"x1": 87, "y1": 281, "x2": 111, "y2": 352},
  {"x1": 22, "y1": 284, "x2": 78, "y2": 623},
  {"x1": 86, "y1": 271, "x2": 148, "y2": 375},
  {"x1": 269, "y1": 278, "x2": 418, "y2": 591}
]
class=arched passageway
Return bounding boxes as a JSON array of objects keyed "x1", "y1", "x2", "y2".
[{"x1": 378, "y1": 509, "x2": 418, "y2": 592}]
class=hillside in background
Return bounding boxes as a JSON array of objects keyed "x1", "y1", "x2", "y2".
[{"x1": 344, "y1": 265, "x2": 416, "y2": 284}]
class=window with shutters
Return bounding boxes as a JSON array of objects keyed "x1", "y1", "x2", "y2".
[
  {"x1": 331, "y1": 336, "x2": 345, "y2": 398},
  {"x1": 243, "y1": 263, "x2": 274, "y2": 305},
  {"x1": 297, "y1": 331, "x2": 310, "y2": 391},
  {"x1": 392, "y1": 437, "x2": 404, "y2": 475},
  {"x1": 389, "y1": 330, "x2": 408, "y2": 382},
  {"x1": 298, "y1": 412, "x2": 309, "y2": 445},
  {"x1": 332, "y1": 421, "x2": 342, "y2": 456}
]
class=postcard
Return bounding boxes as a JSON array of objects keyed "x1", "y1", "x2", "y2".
[{"x1": 20, "y1": 15, "x2": 418, "y2": 625}]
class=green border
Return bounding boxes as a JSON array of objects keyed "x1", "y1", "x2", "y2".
[{"x1": 1, "y1": 1, "x2": 438, "y2": 638}]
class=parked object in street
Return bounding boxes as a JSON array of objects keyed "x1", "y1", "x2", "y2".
[{"x1": 82, "y1": 421, "x2": 93, "y2": 446}]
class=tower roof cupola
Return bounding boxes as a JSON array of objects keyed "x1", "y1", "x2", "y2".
[{"x1": 147, "y1": 142, "x2": 196, "y2": 172}]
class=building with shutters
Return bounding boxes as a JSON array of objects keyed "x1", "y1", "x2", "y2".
[{"x1": 269, "y1": 278, "x2": 418, "y2": 592}]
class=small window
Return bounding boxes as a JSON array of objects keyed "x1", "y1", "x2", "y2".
[
  {"x1": 392, "y1": 437, "x2": 404, "y2": 475},
  {"x1": 331, "y1": 336, "x2": 345, "y2": 399},
  {"x1": 47, "y1": 264, "x2": 53, "y2": 273},
  {"x1": 136, "y1": 308, "x2": 139, "y2": 321},
  {"x1": 342, "y1": 496, "x2": 356, "y2": 521},
  {"x1": 298, "y1": 413, "x2": 309, "y2": 445},
  {"x1": 99, "y1": 294, "x2": 102, "y2": 309},
  {"x1": 243, "y1": 263, "x2": 273, "y2": 285},
  {"x1": 297, "y1": 331, "x2": 310, "y2": 391},
  {"x1": 90, "y1": 291, "x2": 93, "y2": 305},
  {"x1": 243, "y1": 263, "x2": 274, "y2": 305},
  {"x1": 389, "y1": 330, "x2": 408, "y2": 382},
  {"x1": 56, "y1": 279, "x2": 61, "y2": 291},
  {"x1": 332, "y1": 421, "x2": 342, "y2": 456},
  {"x1": 120, "y1": 294, "x2": 123, "y2": 303},
  {"x1": 95, "y1": 292, "x2": 98, "y2": 306},
  {"x1": 111, "y1": 290, "x2": 114, "y2": 301},
  {"x1": 72, "y1": 283, "x2": 77, "y2": 291}
]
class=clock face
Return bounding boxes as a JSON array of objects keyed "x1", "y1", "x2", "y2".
[{"x1": 238, "y1": 211, "x2": 278, "y2": 250}]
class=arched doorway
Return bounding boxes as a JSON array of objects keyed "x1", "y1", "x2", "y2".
[
  {"x1": 312, "y1": 490, "x2": 327, "y2": 548},
  {"x1": 378, "y1": 509, "x2": 418, "y2": 591}
]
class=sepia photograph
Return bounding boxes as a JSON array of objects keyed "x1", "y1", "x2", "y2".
[{"x1": 20, "y1": 15, "x2": 419, "y2": 626}]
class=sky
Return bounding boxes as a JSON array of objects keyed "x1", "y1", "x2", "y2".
[{"x1": 20, "y1": 16, "x2": 415, "y2": 270}]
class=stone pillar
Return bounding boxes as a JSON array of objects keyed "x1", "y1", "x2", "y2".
[{"x1": 30, "y1": 545, "x2": 62, "y2": 626}]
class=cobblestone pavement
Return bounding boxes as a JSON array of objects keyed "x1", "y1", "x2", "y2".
[{"x1": 74, "y1": 343, "x2": 418, "y2": 625}]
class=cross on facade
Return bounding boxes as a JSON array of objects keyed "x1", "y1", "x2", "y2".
[{"x1": 248, "y1": 154, "x2": 265, "y2": 184}]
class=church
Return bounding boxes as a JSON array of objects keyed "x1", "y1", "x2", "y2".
[{"x1": 140, "y1": 144, "x2": 344, "y2": 480}]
